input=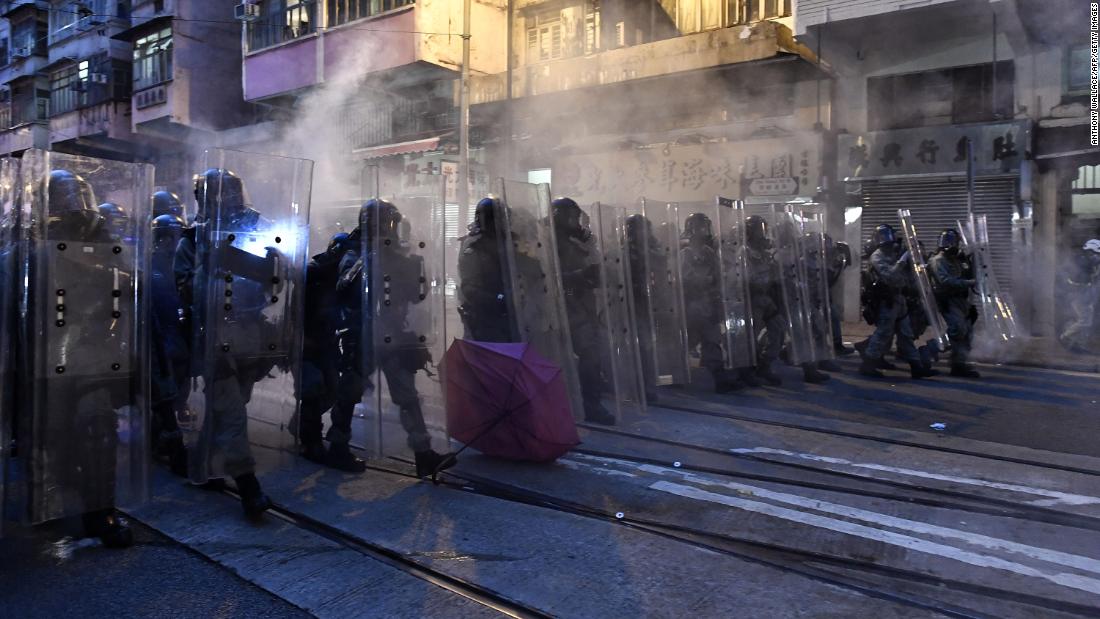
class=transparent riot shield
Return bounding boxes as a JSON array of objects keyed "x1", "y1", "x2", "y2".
[
  {"x1": 591, "y1": 202, "x2": 646, "y2": 420},
  {"x1": 960, "y1": 214, "x2": 1022, "y2": 344},
  {"x1": 743, "y1": 202, "x2": 816, "y2": 366},
  {"x1": 16, "y1": 149, "x2": 152, "y2": 524},
  {"x1": 358, "y1": 176, "x2": 450, "y2": 460},
  {"x1": 632, "y1": 199, "x2": 690, "y2": 388},
  {"x1": 713, "y1": 197, "x2": 756, "y2": 370},
  {"x1": 496, "y1": 180, "x2": 584, "y2": 420},
  {"x1": 796, "y1": 202, "x2": 836, "y2": 361},
  {"x1": 898, "y1": 210, "x2": 950, "y2": 352},
  {"x1": 0, "y1": 158, "x2": 18, "y2": 534},
  {"x1": 183, "y1": 149, "x2": 312, "y2": 483}
]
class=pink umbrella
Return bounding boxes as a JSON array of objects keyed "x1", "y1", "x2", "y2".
[{"x1": 445, "y1": 340, "x2": 580, "y2": 462}]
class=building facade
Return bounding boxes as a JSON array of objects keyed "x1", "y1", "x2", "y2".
[{"x1": 795, "y1": 0, "x2": 1091, "y2": 337}]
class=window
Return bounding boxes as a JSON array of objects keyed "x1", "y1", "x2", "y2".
[
  {"x1": 526, "y1": 9, "x2": 563, "y2": 62},
  {"x1": 50, "y1": 0, "x2": 112, "y2": 44},
  {"x1": 1067, "y1": 44, "x2": 1090, "y2": 96},
  {"x1": 326, "y1": 0, "x2": 413, "y2": 28},
  {"x1": 585, "y1": 2, "x2": 600, "y2": 54},
  {"x1": 50, "y1": 62, "x2": 86, "y2": 116},
  {"x1": 665, "y1": 0, "x2": 788, "y2": 34},
  {"x1": 0, "y1": 90, "x2": 10, "y2": 130},
  {"x1": 11, "y1": 82, "x2": 48, "y2": 126},
  {"x1": 49, "y1": 55, "x2": 129, "y2": 116},
  {"x1": 11, "y1": 15, "x2": 47, "y2": 57},
  {"x1": 868, "y1": 62, "x2": 1015, "y2": 131},
  {"x1": 133, "y1": 27, "x2": 172, "y2": 90},
  {"x1": 248, "y1": 0, "x2": 316, "y2": 51}
]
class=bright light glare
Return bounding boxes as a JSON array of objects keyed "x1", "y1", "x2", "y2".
[
  {"x1": 844, "y1": 207, "x2": 863, "y2": 226},
  {"x1": 233, "y1": 224, "x2": 300, "y2": 257}
]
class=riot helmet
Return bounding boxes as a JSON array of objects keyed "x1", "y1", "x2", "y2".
[
  {"x1": 152, "y1": 190, "x2": 184, "y2": 219},
  {"x1": 48, "y1": 169, "x2": 97, "y2": 215},
  {"x1": 551, "y1": 196, "x2": 590, "y2": 240},
  {"x1": 470, "y1": 197, "x2": 498, "y2": 236},
  {"x1": 938, "y1": 229, "x2": 961, "y2": 254},
  {"x1": 682, "y1": 212, "x2": 714, "y2": 245},
  {"x1": 745, "y1": 215, "x2": 769, "y2": 249},
  {"x1": 98, "y1": 202, "x2": 131, "y2": 240},
  {"x1": 873, "y1": 223, "x2": 898, "y2": 248},
  {"x1": 151, "y1": 213, "x2": 183, "y2": 250},
  {"x1": 359, "y1": 198, "x2": 402, "y2": 246},
  {"x1": 193, "y1": 168, "x2": 247, "y2": 221}
]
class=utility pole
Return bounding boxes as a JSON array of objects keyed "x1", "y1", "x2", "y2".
[{"x1": 458, "y1": 0, "x2": 471, "y2": 217}]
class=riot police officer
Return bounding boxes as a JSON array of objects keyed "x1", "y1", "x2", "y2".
[
  {"x1": 297, "y1": 231, "x2": 365, "y2": 472},
  {"x1": 152, "y1": 190, "x2": 185, "y2": 220},
  {"x1": 551, "y1": 198, "x2": 620, "y2": 421},
  {"x1": 28, "y1": 169, "x2": 134, "y2": 546},
  {"x1": 1061, "y1": 239, "x2": 1100, "y2": 353},
  {"x1": 457, "y1": 197, "x2": 512, "y2": 343},
  {"x1": 929, "y1": 229, "x2": 980, "y2": 378},
  {"x1": 625, "y1": 214, "x2": 663, "y2": 400},
  {"x1": 149, "y1": 213, "x2": 188, "y2": 475},
  {"x1": 680, "y1": 212, "x2": 743, "y2": 392},
  {"x1": 804, "y1": 232, "x2": 842, "y2": 374},
  {"x1": 175, "y1": 168, "x2": 274, "y2": 519},
  {"x1": 825, "y1": 235, "x2": 855, "y2": 356},
  {"x1": 336, "y1": 199, "x2": 456, "y2": 477},
  {"x1": 859, "y1": 224, "x2": 938, "y2": 379}
]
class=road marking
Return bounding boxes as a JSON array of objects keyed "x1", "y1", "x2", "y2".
[
  {"x1": 567, "y1": 454, "x2": 1100, "y2": 577},
  {"x1": 729, "y1": 447, "x2": 1100, "y2": 507},
  {"x1": 652, "y1": 480, "x2": 1100, "y2": 595}
]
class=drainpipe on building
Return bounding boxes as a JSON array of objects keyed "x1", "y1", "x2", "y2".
[
  {"x1": 505, "y1": 0, "x2": 514, "y2": 177},
  {"x1": 458, "y1": 0, "x2": 471, "y2": 216}
]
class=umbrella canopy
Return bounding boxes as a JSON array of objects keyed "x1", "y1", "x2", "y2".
[{"x1": 445, "y1": 340, "x2": 579, "y2": 462}]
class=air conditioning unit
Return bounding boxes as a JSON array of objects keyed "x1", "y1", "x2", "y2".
[
  {"x1": 12, "y1": 47, "x2": 31, "y2": 59},
  {"x1": 234, "y1": 2, "x2": 260, "y2": 21},
  {"x1": 89, "y1": 73, "x2": 109, "y2": 84}
]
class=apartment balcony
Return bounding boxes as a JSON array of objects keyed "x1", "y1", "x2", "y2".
[
  {"x1": 243, "y1": 0, "x2": 506, "y2": 102},
  {"x1": 0, "y1": 122, "x2": 48, "y2": 155},
  {"x1": 469, "y1": 20, "x2": 817, "y2": 105},
  {"x1": 49, "y1": 100, "x2": 134, "y2": 156}
]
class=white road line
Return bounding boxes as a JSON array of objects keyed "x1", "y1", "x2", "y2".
[
  {"x1": 652, "y1": 480, "x2": 1100, "y2": 596},
  {"x1": 566, "y1": 454, "x2": 1100, "y2": 576},
  {"x1": 729, "y1": 447, "x2": 1100, "y2": 507}
]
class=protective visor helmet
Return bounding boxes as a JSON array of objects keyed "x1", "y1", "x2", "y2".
[
  {"x1": 152, "y1": 190, "x2": 184, "y2": 219},
  {"x1": 938, "y1": 229, "x2": 961, "y2": 253},
  {"x1": 471, "y1": 196, "x2": 499, "y2": 235},
  {"x1": 744, "y1": 215, "x2": 769, "y2": 249},
  {"x1": 625, "y1": 214, "x2": 654, "y2": 245},
  {"x1": 152, "y1": 213, "x2": 184, "y2": 246},
  {"x1": 683, "y1": 212, "x2": 714, "y2": 243},
  {"x1": 359, "y1": 198, "x2": 402, "y2": 244},
  {"x1": 48, "y1": 169, "x2": 97, "y2": 216},
  {"x1": 551, "y1": 197, "x2": 587, "y2": 239},
  {"x1": 873, "y1": 223, "x2": 898, "y2": 248},
  {"x1": 193, "y1": 168, "x2": 246, "y2": 221}
]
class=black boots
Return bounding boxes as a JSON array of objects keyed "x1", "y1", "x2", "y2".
[
  {"x1": 950, "y1": 364, "x2": 981, "y2": 378},
  {"x1": 910, "y1": 362, "x2": 939, "y2": 379},
  {"x1": 756, "y1": 365, "x2": 782, "y2": 386},
  {"x1": 584, "y1": 402, "x2": 616, "y2": 426},
  {"x1": 802, "y1": 363, "x2": 831, "y2": 384},
  {"x1": 712, "y1": 369, "x2": 744, "y2": 394},
  {"x1": 327, "y1": 444, "x2": 367, "y2": 473},
  {"x1": 834, "y1": 343, "x2": 856, "y2": 357},
  {"x1": 300, "y1": 441, "x2": 328, "y2": 466},
  {"x1": 817, "y1": 359, "x2": 843, "y2": 372},
  {"x1": 83, "y1": 510, "x2": 133, "y2": 549},
  {"x1": 414, "y1": 450, "x2": 457, "y2": 479},
  {"x1": 859, "y1": 358, "x2": 885, "y2": 378},
  {"x1": 234, "y1": 473, "x2": 273, "y2": 520}
]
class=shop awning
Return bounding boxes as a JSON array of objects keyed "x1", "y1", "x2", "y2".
[{"x1": 352, "y1": 133, "x2": 451, "y2": 160}]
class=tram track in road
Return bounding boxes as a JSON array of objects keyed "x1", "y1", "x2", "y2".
[
  {"x1": 340, "y1": 455, "x2": 1100, "y2": 619},
  {"x1": 647, "y1": 395, "x2": 1100, "y2": 478},
  {"x1": 211, "y1": 483, "x2": 550, "y2": 619},
  {"x1": 573, "y1": 422, "x2": 1100, "y2": 532}
]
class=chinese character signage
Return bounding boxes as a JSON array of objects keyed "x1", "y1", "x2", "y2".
[
  {"x1": 837, "y1": 121, "x2": 1030, "y2": 180},
  {"x1": 550, "y1": 134, "x2": 822, "y2": 204}
]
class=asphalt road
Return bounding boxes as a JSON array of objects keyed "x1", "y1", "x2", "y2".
[{"x1": 0, "y1": 518, "x2": 310, "y2": 619}]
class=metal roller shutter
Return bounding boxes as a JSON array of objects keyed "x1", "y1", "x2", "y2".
[{"x1": 858, "y1": 176, "x2": 1018, "y2": 292}]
